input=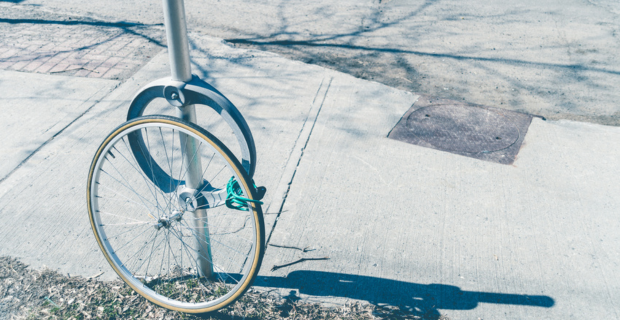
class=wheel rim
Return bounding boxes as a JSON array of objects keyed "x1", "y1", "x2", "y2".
[{"x1": 88, "y1": 117, "x2": 262, "y2": 312}]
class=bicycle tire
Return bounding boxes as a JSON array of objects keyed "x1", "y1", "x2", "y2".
[{"x1": 87, "y1": 115, "x2": 264, "y2": 313}]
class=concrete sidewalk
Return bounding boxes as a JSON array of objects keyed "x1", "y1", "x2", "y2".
[
  {"x1": 0, "y1": 33, "x2": 619, "y2": 319},
  {"x1": 13, "y1": 0, "x2": 620, "y2": 125}
]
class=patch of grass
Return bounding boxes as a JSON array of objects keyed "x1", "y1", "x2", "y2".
[{"x1": 1, "y1": 256, "x2": 427, "y2": 319}]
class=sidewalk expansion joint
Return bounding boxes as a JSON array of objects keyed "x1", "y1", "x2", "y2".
[{"x1": 264, "y1": 76, "x2": 333, "y2": 246}]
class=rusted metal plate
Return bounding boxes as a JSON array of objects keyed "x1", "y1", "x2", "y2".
[{"x1": 388, "y1": 96, "x2": 534, "y2": 165}]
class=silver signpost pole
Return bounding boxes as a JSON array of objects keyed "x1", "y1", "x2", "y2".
[{"x1": 162, "y1": 0, "x2": 214, "y2": 279}]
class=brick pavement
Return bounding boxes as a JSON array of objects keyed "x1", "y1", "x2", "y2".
[{"x1": 0, "y1": 8, "x2": 165, "y2": 80}]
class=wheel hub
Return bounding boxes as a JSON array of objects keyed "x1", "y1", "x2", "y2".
[{"x1": 154, "y1": 210, "x2": 183, "y2": 230}]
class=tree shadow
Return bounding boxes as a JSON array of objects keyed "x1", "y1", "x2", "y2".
[
  {"x1": 226, "y1": 38, "x2": 620, "y2": 77},
  {"x1": 215, "y1": 0, "x2": 620, "y2": 125},
  {"x1": 254, "y1": 270, "x2": 554, "y2": 319},
  {"x1": 0, "y1": 17, "x2": 165, "y2": 47},
  {"x1": 221, "y1": 0, "x2": 618, "y2": 78}
]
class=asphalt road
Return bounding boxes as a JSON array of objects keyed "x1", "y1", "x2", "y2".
[{"x1": 3, "y1": 0, "x2": 620, "y2": 125}]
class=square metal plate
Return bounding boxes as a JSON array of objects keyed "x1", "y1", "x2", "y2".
[{"x1": 388, "y1": 96, "x2": 534, "y2": 165}]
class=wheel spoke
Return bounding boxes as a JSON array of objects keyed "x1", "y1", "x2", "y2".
[{"x1": 88, "y1": 116, "x2": 263, "y2": 311}]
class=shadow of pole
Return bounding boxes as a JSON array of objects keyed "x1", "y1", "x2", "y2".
[{"x1": 253, "y1": 270, "x2": 554, "y2": 319}]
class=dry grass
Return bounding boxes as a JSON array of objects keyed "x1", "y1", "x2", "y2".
[{"x1": 1, "y1": 256, "x2": 424, "y2": 319}]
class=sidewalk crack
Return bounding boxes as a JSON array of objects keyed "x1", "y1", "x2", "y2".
[{"x1": 265, "y1": 76, "x2": 333, "y2": 246}]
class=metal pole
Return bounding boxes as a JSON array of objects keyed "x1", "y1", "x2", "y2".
[
  {"x1": 162, "y1": 0, "x2": 192, "y2": 82},
  {"x1": 162, "y1": 0, "x2": 213, "y2": 279}
]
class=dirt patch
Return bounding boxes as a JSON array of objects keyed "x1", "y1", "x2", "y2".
[{"x1": 0, "y1": 256, "x2": 442, "y2": 320}]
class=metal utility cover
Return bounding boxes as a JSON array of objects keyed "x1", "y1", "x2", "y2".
[{"x1": 388, "y1": 96, "x2": 534, "y2": 165}]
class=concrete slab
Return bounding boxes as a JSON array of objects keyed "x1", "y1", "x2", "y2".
[
  {"x1": 258, "y1": 93, "x2": 620, "y2": 320},
  {"x1": 0, "y1": 70, "x2": 118, "y2": 181},
  {"x1": 0, "y1": 57, "x2": 166, "y2": 279},
  {"x1": 0, "y1": 33, "x2": 342, "y2": 280}
]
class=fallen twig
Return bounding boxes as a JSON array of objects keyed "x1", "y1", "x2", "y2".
[
  {"x1": 271, "y1": 257, "x2": 329, "y2": 271},
  {"x1": 88, "y1": 271, "x2": 104, "y2": 279},
  {"x1": 43, "y1": 296, "x2": 60, "y2": 308},
  {"x1": 50, "y1": 66, "x2": 99, "y2": 74},
  {"x1": 268, "y1": 243, "x2": 314, "y2": 252}
]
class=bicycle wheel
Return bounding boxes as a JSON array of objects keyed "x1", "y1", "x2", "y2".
[{"x1": 87, "y1": 115, "x2": 265, "y2": 313}]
